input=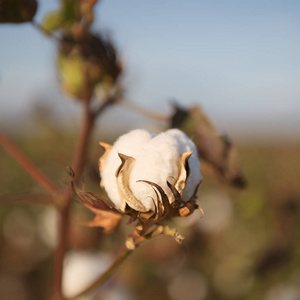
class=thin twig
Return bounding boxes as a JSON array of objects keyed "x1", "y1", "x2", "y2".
[
  {"x1": 0, "y1": 194, "x2": 54, "y2": 206},
  {"x1": 31, "y1": 20, "x2": 62, "y2": 43},
  {"x1": 92, "y1": 97, "x2": 114, "y2": 118},
  {"x1": 0, "y1": 129, "x2": 60, "y2": 196},
  {"x1": 68, "y1": 247, "x2": 132, "y2": 299},
  {"x1": 118, "y1": 97, "x2": 170, "y2": 122},
  {"x1": 68, "y1": 225, "x2": 183, "y2": 299}
]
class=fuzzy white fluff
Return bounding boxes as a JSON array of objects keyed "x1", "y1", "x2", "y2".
[
  {"x1": 100, "y1": 129, "x2": 202, "y2": 212},
  {"x1": 62, "y1": 251, "x2": 112, "y2": 298}
]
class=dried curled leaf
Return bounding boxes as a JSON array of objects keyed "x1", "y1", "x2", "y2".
[
  {"x1": 81, "y1": 210, "x2": 122, "y2": 234},
  {"x1": 171, "y1": 103, "x2": 246, "y2": 188},
  {"x1": 75, "y1": 189, "x2": 122, "y2": 234},
  {"x1": 135, "y1": 180, "x2": 201, "y2": 235},
  {"x1": 68, "y1": 167, "x2": 122, "y2": 234}
]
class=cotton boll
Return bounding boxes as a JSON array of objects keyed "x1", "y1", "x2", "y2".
[{"x1": 100, "y1": 129, "x2": 202, "y2": 212}]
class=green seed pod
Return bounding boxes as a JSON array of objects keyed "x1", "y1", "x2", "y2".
[{"x1": 57, "y1": 33, "x2": 122, "y2": 100}]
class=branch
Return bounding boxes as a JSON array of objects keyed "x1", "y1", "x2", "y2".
[
  {"x1": 92, "y1": 97, "x2": 114, "y2": 118},
  {"x1": 68, "y1": 225, "x2": 183, "y2": 299},
  {"x1": 0, "y1": 194, "x2": 54, "y2": 205},
  {"x1": 51, "y1": 101, "x2": 93, "y2": 299},
  {"x1": 51, "y1": 63, "x2": 110, "y2": 300},
  {"x1": 68, "y1": 247, "x2": 132, "y2": 300},
  {"x1": 31, "y1": 20, "x2": 62, "y2": 43},
  {"x1": 118, "y1": 97, "x2": 170, "y2": 122},
  {"x1": 0, "y1": 129, "x2": 60, "y2": 196}
]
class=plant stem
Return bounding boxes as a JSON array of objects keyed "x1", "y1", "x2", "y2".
[
  {"x1": 51, "y1": 98, "x2": 94, "y2": 300},
  {"x1": 68, "y1": 247, "x2": 132, "y2": 300},
  {"x1": 31, "y1": 20, "x2": 62, "y2": 43},
  {"x1": 51, "y1": 64, "x2": 93, "y2": 300},
  {"x1": 70, "y1": 105, "x2": 94, "y2": 183},
  {"x1": 0, "y1": 129, "x2": 60, "y2": 196},
  {"x1": 0, "y1": 194, "x2": 54, "y2": 205},
  {"x1": 67, "y1": 226, "x2": 181, "y2": 299},
  {"x1": 51, "y1": 63, "x2": 112, "y2": 299}
]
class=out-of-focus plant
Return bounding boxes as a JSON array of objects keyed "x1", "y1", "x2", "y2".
[
  {"x1": 0, "y1": 0, "x2": 37, "y2": 23},
  {"x1": 41, "y1": 0, "x2": 122, "y2": 102},
  {"x1": 171, "y1": 103, "x2": 246, "y2": 188},
  {"x1": 0, "y1": 1, "x2": 246, "y2": 299}
]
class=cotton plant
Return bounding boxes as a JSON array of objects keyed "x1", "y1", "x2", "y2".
[
  {"x1": 71, "y1": 128, "x2": 204, "y2": 247},
  {"x1": 0, "y1": 1, "x2": 245, "y2": 299}
]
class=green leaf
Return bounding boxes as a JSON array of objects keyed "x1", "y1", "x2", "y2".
[
  {"x1": 41, "y1": 0, "x2": 79, "y2": 32},
  {"x1": 41, "y1": 10, "x2": 62, "y2": 32}
]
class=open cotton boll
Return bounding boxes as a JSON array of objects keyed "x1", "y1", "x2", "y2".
[
  {"x1": 100, "y1": 129, "x2": 202, "y2": 212},
  {"x1": 100, "y1": 129, "x2": 154, "y2": 210}
]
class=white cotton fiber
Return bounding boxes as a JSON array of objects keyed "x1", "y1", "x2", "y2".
[
  {"x1": 100, "y1": 129, "x2": 202, "y2": 212},
  {"x1": 166, "y1": 129, "x2": 202, "y2": 201},
  {"x1": 100, "y1": 129, "x2": 154, "y2": 210}
]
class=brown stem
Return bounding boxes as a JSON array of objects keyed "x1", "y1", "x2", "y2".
[
  {"x1": 31, "y1": 20, "x2": 62, "y2": 43},
  {"x1": 0, "y1": 129, "x2": 60, "y2": 196},
  {"x1": 0, "y1": 194, "x2": 54, "y2": 205},
  {"x1": 51, "y1": 197, "x2": 71, "y2": 300},
  {"x1": 51, "y1": 64, "x2": 112, "y2": 299},
  {"x1": 92, "y1": 97, "x2": 114, "y2": 118},
  {"x1": 51, "y1": 102, "x2": 93, "y2": 300},
  {"x1": 67, "y1": 110, "x2": 94, "y2": 189},
  {"x1": 67, "y1": 226, "x2": 180, "y2": 299},
  {"x1": 118, "y1": 97, "x2": 170, "y2": 122}
]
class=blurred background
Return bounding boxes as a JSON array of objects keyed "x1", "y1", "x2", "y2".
[{"x1": 0, "y1": 0, "x2": 300, "y2": 299}]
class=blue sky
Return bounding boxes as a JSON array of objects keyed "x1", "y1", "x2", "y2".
[{"x1": 0, "y1": 0, "x2": 300, "y2": 139}]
